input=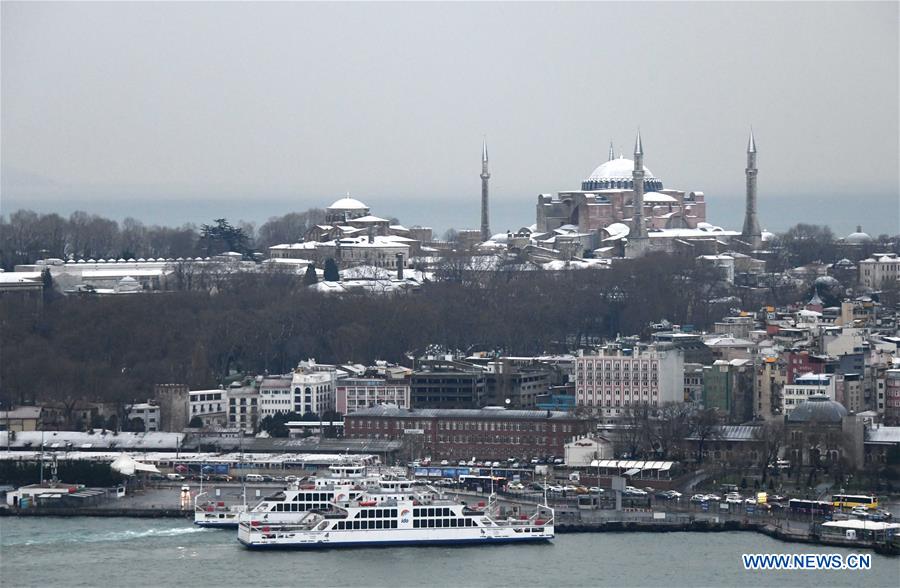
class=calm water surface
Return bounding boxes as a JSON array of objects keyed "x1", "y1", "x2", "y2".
[{"x1": 1, "y1": 518, "x2": 897, "y2": 587}]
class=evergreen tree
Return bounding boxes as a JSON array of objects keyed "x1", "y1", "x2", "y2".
[
  {"x1": 303, "y1": 263, "x2": 319, "y2": 286},
  {"x1": 323, "y1": 258, "x2": 340, "y2": 281}
]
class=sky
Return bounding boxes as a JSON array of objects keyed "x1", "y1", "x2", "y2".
[{"x1": 2, "y1": 1, "x2": 898, "y2": 236}]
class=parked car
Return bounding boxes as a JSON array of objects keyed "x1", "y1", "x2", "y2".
[
  {"x1": 657, "y1": 490, "x2": 682, "y2": 500},
  {"x1": 166, "y1": 473, "x2": 185, "y2": 481},
  {"x1": 590, "y1": 487, "x2": 604, "y2": 494},
  {"x1": 624, "y1": 486, "x2": 648, "y2": 496},
  {"x1": 690, "y1": 494, "x2": 709, "y2": 503}
]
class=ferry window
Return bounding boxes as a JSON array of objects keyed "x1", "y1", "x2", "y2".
[
  {"x1": 428, "y1": 508, "x2": 435, "y2": 517},
  {"x1": 391, "y1": 509, "x2": 397, "y2": 517},
  {"x1": 376, "y1": 521, "x2": 383, "y2": 529},
  {"x1": 413, "y1": 520, "x2": 419, "y2": 528},
  {"x1": 391, "y1": 520, "x2": 397, "y2": 528},
  {"x1": 353, "y1": 521, "x2": 360, "y2": 530}
]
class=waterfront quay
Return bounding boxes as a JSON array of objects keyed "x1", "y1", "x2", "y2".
[{"x1": 4, "y1": 481, "x2": 898, "y2": 555}]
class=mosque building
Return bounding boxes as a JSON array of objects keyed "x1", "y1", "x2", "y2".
[{"x1": 483, "y1": 130, "x2": 762, "y2": 261}]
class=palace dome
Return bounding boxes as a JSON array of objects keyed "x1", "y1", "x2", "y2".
[
  {"x1": 787, "y1": 395, "x2": 848, "y2": 424},
  {"x1": 582, "y1": 157, "x2": 663, "y2": 191},
  {"x1": 328, "y1": 197, "x2": 369, "y2": 211},
  {"x1": 845, "y1": 226, "x2": 872, "y2": 244}
]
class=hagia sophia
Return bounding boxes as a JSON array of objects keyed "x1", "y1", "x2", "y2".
[{"x1": 479, "y1": 130, "x2": 762, "y2": 262}]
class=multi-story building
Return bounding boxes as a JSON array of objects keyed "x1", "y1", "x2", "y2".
[
  {"x1": 754, "y1": 357, "x2": 785, "y2": 420},
  {"x1": 226, "y1": 382, "x2": 259, "y2": 434},
  {"x1": 843, "y1": 373, "x2": 865, "y2": 414},
  {"x1": 188, "y1": 388, "x2": 227, "y2": 427},
  {"x1": 291, "y1": 369, "x2": 335, "y2": 417},
  {"x1": 782, "y1": 372, "x2": 841, "y2": 417},
  {"x1": 411, "y1": 360, "x2": 487, "y2": 409},
  {"x1": 336, "y1": 377, "x2": 411, "y2": 414},
  {"x1": 344, "y1": 406, "x2": 590, "y2": 460},
  {"x1": 482, "y1": 361, "x2": 552, "y2": 408},
  {"x1": 683, "y1": 363, "x2": 704, "y2": 404},
  {"x1": 702, "y1": 359, "x2": 753, "y2": 422},
  {"x1": 125, "y1": 402, "x2": 160, "y2": 432},
  {"x1": 885, "y1": 369, "x2": 900, "y2": 425},
  {"x1": 574, "y1": 344, "x2": 685, "y2": 417},
  {"x1": 258, "y1": 375, "x2": 294, "y2": 417},
  {"x1": 859, "y1": 253, "x2": 900, "y2": 289},
  {"x1": 783, "y1": 349, "x2": 827, "y2": 384}
]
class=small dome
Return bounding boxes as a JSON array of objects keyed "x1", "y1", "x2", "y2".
[
  {"x1": 845, "y1": 225, "x2": 872, "y2": 244},
  {"x1": 761, "y1": 230, "x2": 775, "y2": 242},
  {"x1": 787, "y1": 395, "x2": 848, "y2": 424},
  {"x1": 328, "y1": 196, "x2": 369, "y2": 211}
]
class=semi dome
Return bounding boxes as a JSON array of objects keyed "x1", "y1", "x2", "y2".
[
  {"x1": 582, "y1": 157, "x2": 663, "y2": 191},
  {"x1": 328, "y1": 196, "x2": 369, "y2": 211},
  {"x1": 787, "y1": 395, "x2": 848, "y2": 424}
]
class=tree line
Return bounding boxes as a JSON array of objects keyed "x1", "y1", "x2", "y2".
[
  {"x1": 1, "y1": 253, "x2": 748, "y2": 413},
  {"x1": 0, "y1": 208, "x2": 326, "y2": 270}
]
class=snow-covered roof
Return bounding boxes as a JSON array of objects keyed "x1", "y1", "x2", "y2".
[
  {"x1": 586, "y1": 157, "x2": 655, "y2": 181},
  {"x1": 82, "y1": 268, "x2": 167, "y2": 278},
  {"x1": 643, "y1": 192, "x2": 677, "y2": 203},
  {"x1": 328, "y1": 197, "x2": 368, "y2": 210},
  {"x1": 352, "y1": 215, "x2": 389, "y2": 223},
  {"x1": 0, "y1": 272, "x2": 43, "y2": 284}
]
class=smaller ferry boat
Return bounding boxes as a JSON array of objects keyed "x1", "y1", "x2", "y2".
[
  {"x1": 194, "y1": 493, "x2": 248, "y2": 528},
  {"x1": 235, "y1": 463, "x2": 412, "y2": 526},
  {"x1": 237, "y1": 490, "x2": 554, "y2": 549}
]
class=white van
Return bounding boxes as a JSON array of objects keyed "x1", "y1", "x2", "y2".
[
  {"x1": 166, "y1": 473, "x2": 185, "y2": 481},
  {"x1": 245, "y1": 474, "x2": 264, "y2": 482}
]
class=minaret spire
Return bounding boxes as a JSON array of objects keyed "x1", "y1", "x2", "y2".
[
  {"x1": 480, "y1": 138, "x2": 491, "y2": 242},
  {"x1": 631, "y1": 129, "x2": 648, "y2": 241},
  {"x1": 608, "y1": 141, "x2": 615, "y2": 162},
  {"x1": 741, "y1": 127, "x2": 762, "y2": 249}
]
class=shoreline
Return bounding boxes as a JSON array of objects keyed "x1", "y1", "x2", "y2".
[{"x1": 3, "y1": 508, "x2": 897, "y2": 556}]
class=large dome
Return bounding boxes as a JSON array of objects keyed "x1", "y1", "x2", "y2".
[
  {"x1": 787, "y1": 395, "x2": 848, "y2": 424},
  {"x1": 328, "y1": 196, "x2": 369, "y2": 211},
  {"x1": 582, "y1": 157, "x2": 663, "y2": 191}
]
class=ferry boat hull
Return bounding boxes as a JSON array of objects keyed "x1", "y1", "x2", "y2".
[{"x1": 237, "y1": 527, "x2": 553, "y2": 549}]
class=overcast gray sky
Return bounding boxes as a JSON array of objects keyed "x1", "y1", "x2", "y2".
[{"x1": 2, "y1": 1, "x2": 898, "y2": 235}]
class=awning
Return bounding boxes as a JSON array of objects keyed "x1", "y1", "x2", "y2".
[
  {"x1": 110, "y1": 454, "x2": 161, "y2": 476},
  {"x1": 623, "y1": 468, "x2": 641, "y2": 476}
]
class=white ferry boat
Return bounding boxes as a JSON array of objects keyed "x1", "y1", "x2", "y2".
[{"x1": 237, "y1": 491, "x2": 554, "y2": 549}]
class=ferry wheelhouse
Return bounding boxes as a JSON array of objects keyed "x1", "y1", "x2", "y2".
[{"x1": 237, "y1": 491, "x2": 554, "y2": 549}]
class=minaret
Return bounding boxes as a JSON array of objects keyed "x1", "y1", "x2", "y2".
[
  {"x1": 631, "y1": 130, "x2": 648, "y2": 239},
  {"x1": 608, "y1": 141, "x2": 615, "y2": 161},
  {"x1": 480, "y1": 139, "x2": 491, "y2": 242},
  {"x1": 741, "y1": 128, "x2": 762, "y2": 249}
]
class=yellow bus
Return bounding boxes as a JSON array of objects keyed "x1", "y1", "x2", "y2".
[{"x1": 832, "y1": 494, "x2": 878, "y2": 510}]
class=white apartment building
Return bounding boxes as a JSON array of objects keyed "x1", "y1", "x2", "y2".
[
  {"x1": 226, "y1": 382, "x2": 259, "y2": 434},
  {"x1": 859, "y1": 253, "x2": 900, "y2": 290},
  {"x1": 781, "y1": 372, "x2": 840, "y2": 416},
  {"x1": 292, "y1": 369, "x2": 335, "y2": 417},
  {"x1": 575, "y1": 345, "x2": 685, "y2": 417},
  {"x1": 189, "y1": 389, "x2": 227, "y2": 427},
  {"x1": 258, "y1": 375, "x2": 294, "y2": 417},
  {"x1": 125, "y1": 402, "x2": 160, "y2": 432},
  {"x1": 335, "y1": 378, "x2": 411, "y2": 414}
]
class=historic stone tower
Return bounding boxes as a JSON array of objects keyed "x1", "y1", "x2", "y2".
[
  {"x1": 480, "y1": 140, "x2": 491, "y2": 242},
  {"x1": 741, "y1": 128, "x2": 762, "y2": 249}
]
